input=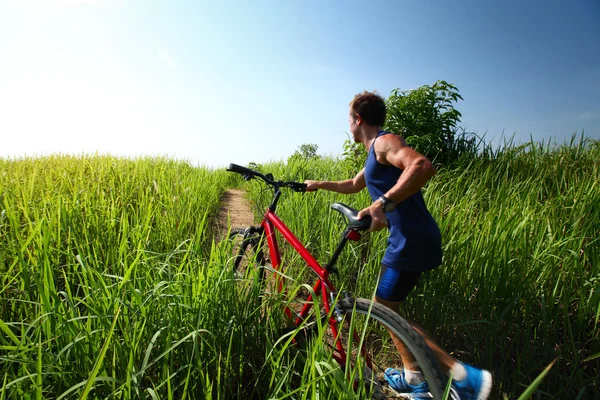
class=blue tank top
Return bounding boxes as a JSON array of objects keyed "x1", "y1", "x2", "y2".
[{"x1": 364, "y1": 131, "x2": 442, "y2": 271}]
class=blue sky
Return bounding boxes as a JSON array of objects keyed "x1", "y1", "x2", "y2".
[{"x1": 1, "y1": 0, "x2": 598, "y2": 168}]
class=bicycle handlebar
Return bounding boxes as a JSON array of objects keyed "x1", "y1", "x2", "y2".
[
  {"x1": 227, "y1": 163, "x2": 258, "y2": 177},
  {"x1": 227, "y1": 163, "x2": 307, "y2": 193},
  {"x1": 227, "y1": 163, "x2": 371, "y2": 234}
]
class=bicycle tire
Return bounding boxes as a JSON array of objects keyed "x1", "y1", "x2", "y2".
[
  {"x1": 226, "y1": 227, "x2": 267, "y2": 287},
  {"x1": 323, "y1": 297, "x2": 453, "y2": 400}
]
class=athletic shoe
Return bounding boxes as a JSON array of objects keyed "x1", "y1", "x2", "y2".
[
  {"x1": 384, "y1": 368, "x2": 430, "y2": 397},
  {"x1": 452, "y1": 363, "x2": 493, "y2": 400}
]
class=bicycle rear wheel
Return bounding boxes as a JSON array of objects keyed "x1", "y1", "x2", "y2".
[{"x1": 323, "y1": 297, "x2": 453, "y2": 399}]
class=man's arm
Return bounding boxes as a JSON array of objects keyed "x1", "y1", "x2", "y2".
[
  {"x1": 378, "y1": 135, "x2": 436, "y2": 203},
  {"x1": 305, "y1": 168, "x2": 366, "y2": 194}
]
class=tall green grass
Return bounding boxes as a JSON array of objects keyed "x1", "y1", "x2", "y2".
[
  {"x1": 1, "y1": 136, "x2": 598, "y2": 399},
  {"x1": 0, "y1": 154, "x2": 384, "y2": 399},
  {"x1": 423, "y1": 137, "x2": 600, "y2": 399},
  {"x1": 243, "y1": 136, "x2": 600, "y2": 399},
  {"x1": 0, "y1": 155, "x2": 261, "y2": 399}
]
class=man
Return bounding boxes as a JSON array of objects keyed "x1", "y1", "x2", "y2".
[{"x1": 304, "y1": 91, "x2": 492, "y2": 400}]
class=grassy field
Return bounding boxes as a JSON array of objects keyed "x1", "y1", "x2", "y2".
[
  {"x1": 0, "y1": 156, "x2": 253, "y2": 399},
  {"x1": 1, "y1": 137, "x2": 599, "y2": 399}
]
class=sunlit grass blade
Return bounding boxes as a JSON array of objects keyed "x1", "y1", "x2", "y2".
[{"x1": 516, "y1": 358, "x2": 557, "y2": 400}]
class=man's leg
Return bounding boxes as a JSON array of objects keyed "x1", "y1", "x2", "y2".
[
  {"x1": 374, "y1": 296, "x2": 456, "y2": 373},
  {"x1": 375, "y1": 266, "x2": 433, "y2": 391},
  {"x1": 375, "y1": 265, "x2": 493, "y2": 399}
]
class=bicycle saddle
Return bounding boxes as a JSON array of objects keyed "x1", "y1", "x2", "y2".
[{"x1": 331, "y1": 203, "x2": 372, "y2": 231}]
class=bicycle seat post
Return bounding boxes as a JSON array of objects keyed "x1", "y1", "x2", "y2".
[{"x1": 324, "y1": 227, "x2": 354, "y2": 274}]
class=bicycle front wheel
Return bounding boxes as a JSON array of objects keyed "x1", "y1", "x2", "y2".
[
  {"x1": 225, "y1": 227, "x2": 267, "y2": 295},
  {"x1": 324, "y1": 297, "x2": 453, "y2": 400}
]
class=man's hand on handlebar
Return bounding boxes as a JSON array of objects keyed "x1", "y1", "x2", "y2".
[{"x1": 304, "y1": 180, "x2": 320, "y2": 192}]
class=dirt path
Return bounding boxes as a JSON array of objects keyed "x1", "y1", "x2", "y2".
[{"x1": 216, "y1": 189, "x2": 255, "y2": 238}]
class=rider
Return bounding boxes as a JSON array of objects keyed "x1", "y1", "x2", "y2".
[{"x1": 304, "y1": 91, "x2": 492, "y2": 400}]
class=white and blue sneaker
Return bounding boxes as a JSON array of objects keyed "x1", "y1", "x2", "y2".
[
  {"x1": 452, "y1": 363, "x2": 493, "y2": 400},
  {"x1": 384, "y1": 368, "x2": 430, "y2": 398}
]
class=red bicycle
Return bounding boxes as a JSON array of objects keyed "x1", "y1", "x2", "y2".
[{"x1": 226, "y1": 163, "x2": 450, "y2": 399}]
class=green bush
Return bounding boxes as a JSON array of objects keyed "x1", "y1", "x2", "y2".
[{"x1": 342, "y1": 81, "x2": 480, "y2": 170}]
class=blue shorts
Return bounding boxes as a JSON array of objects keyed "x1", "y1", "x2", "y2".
[{"x1": 376, "y1": 265, "x2": 422, "y2": 302}]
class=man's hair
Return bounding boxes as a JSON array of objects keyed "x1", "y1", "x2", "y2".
[{"x1": 349, "y1": 91, "x2": 386, "y2": 127}]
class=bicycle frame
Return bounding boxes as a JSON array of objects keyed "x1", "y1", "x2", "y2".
[
  {"x1": 256, "y1": 208, "x2": 363, "y2": 365},
  {"x1": 262, "y1": 208, "x2": 335, "y2": 318},
  {"x1": 225, "y1": 163, "x2": 369, "y2": 366}
]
